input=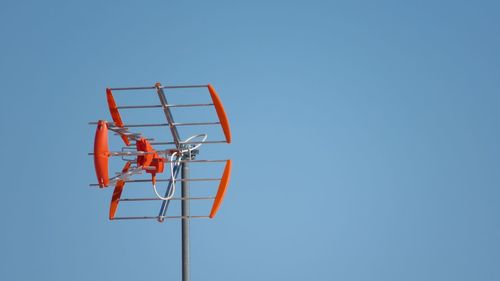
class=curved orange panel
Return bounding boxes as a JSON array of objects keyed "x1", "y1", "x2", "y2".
[
  {"x1": 106, "y1": 88, "x2": 130, "y2": 145},
  {"x1": 94, "y1": 120, "x2": 110, "y2": 188},
  {"x1": 207, "y1": 84, "x2": 231, "y2": 143},
  {"x1": 109, "y1": 162, "x2": 132, "y2": 220},
  {"x1": 209, "y1": 160, "x2": 232, "y2": 218}
]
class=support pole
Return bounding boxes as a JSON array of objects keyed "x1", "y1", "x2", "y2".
[{"x1": 181, "y1": 161, "x2": 190, "y2": 281}]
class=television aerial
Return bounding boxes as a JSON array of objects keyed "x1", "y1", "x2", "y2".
[{"x1": 89, "y1": 83, "x2": 232, "y2": 281}]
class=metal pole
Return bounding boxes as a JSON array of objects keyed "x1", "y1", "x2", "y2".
[
  {"x1": 181, "y1": 161, "x2": 190, "y2": 281},
  {"x1": 157, "y1": 163, "x2": 181, "y2": 222}
]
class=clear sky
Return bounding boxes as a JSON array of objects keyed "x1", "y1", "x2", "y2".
[{"x1": 0, "y1": 1, "x2": 499, "y2": 280}]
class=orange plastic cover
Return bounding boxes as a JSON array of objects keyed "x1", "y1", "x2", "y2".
[
  {"x1": 136, "y1": 138, "x2": 155, "y2": 167},
  {"x1": 106, "y1": 88, "x2": 130, "y2": 145},
  {"x1": 209, "y1": 160, "x2": 232, "y2": 218},
  {"x1": 109, "y1": 162, "x2": 132, "y2": 220},
  {"x1": 94, "y1": 120, "x2": 110, "y2": 188},
  {"x1": 208, "y1": 84, "x2": 231, "y2": 143}
]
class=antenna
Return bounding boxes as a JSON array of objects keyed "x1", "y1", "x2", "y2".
[{"x1": 89, "y1": 83, "x2": 232, "y2": 281}]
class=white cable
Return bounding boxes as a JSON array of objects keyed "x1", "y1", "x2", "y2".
[
  {"x1": 152, "y1": 134, "x2": 208, "y2": 200},
  {"x1": 182, "y1": 134, "x2": 208, "y2": 151},
  {"x1": 152, "y1": 151, "x2": 179, "y2": 200}
]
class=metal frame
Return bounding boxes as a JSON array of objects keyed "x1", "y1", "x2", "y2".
[
  {"x1": 90, "y1": 83, "x2": 232, "y2": 281},
  {"x1": 155, "y1": 83, "x2": 182, "y2": 149},
  {"x1": 113, "y1": 215, "x2": 209, "y2": 220}
]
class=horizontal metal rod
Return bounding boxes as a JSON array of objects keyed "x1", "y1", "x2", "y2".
[
  {"x1": 88, "y1": 151, "x2": 227, "y2": 162},
  {"x1": 170, "y1": 159, "x2": 228, "y2": 163},
  {"x1": 112, "y1": 151, "x2": 154, "y2": 156},
  {"x1": 125, "y1": 178, "x2": 221, "y2": 183},
  {"x1": 88, "y1": 151, "x2": 158, "y2": 156},
  {"x1": 147, "y1": 159, "x2": 227, "y2": 164},
  {"x1": 173, "y1": 121, "x2": 220, "y2": 126},
  {"x1": 113, "y1": 132, "x2": 141, "y2": 137},
  {"x1": 146, "y1": 140, "x2": 227, "y2": 145},
  {"x1": 117, "y1": 122, "x2": 219, "y2": 127},
  {"x1": 145, "y1": 159, "x2": 228, "y2": 163},
  {"x1": 109, "y1": 86, "x2": 156, "y2": 91},
  {"x1": 116, "y1": 103, "x2": 213, "y2": 109},
  {"x1": 113, "y1": 215, "x2": 209, "y2": 220},
  {"x1": 112, "y1": 151, "x2": 168, "y2": 156},
  {"x1": 123, "y1": 123, "x2": 169, "y2": 127},
  {"x1": 90, "y1": 121, "x2": 219, "y2": 128},
  {"x1": 168, "y1": 103, "x2": 214, "y2": 108},
  {"x1": 89, "y1": 122, "x2": 159, "y2": 134},
  {"x1": 117, "y1": 105, "x2": 163, "y2": 109},
  {"x1": 108, "y1": 85, "x2": 207, "y2": 91},
  {"x1": 162, "y1": 85, "x2": 207, "y2": 89},
  {"x1": 89, "y1": 178, "x2": 221, "y2": 186},
  {"x1": 119, "y1": 196, "x2": 215, "y2": 202},
  {"x1": 115, "y1": 137, "x2": 155, "y2": 142},
  {"x1": 90, "y1": 121, "x2": 166, "y2": 128}
]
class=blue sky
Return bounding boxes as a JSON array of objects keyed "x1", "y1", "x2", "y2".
[{"x1": 0, "y1": 1, "x2": 499, "y2": 280}]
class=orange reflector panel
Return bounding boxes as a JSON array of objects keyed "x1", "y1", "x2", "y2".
[
  {"x1": 208, "y1": 84, "x2": 231, "y2": 143},
  {"x1": 106, "y1": 88, "x2": 130, "y2": 145},
  {"x1": 109, "y1": 162, "x2": 132, "y2": 220},
  {"x1": 94, "y1": 120, "x2": 110, "y2": 188},
  {"x1": 209, "y1": 160, "x2": 232, "y2": 218}
]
